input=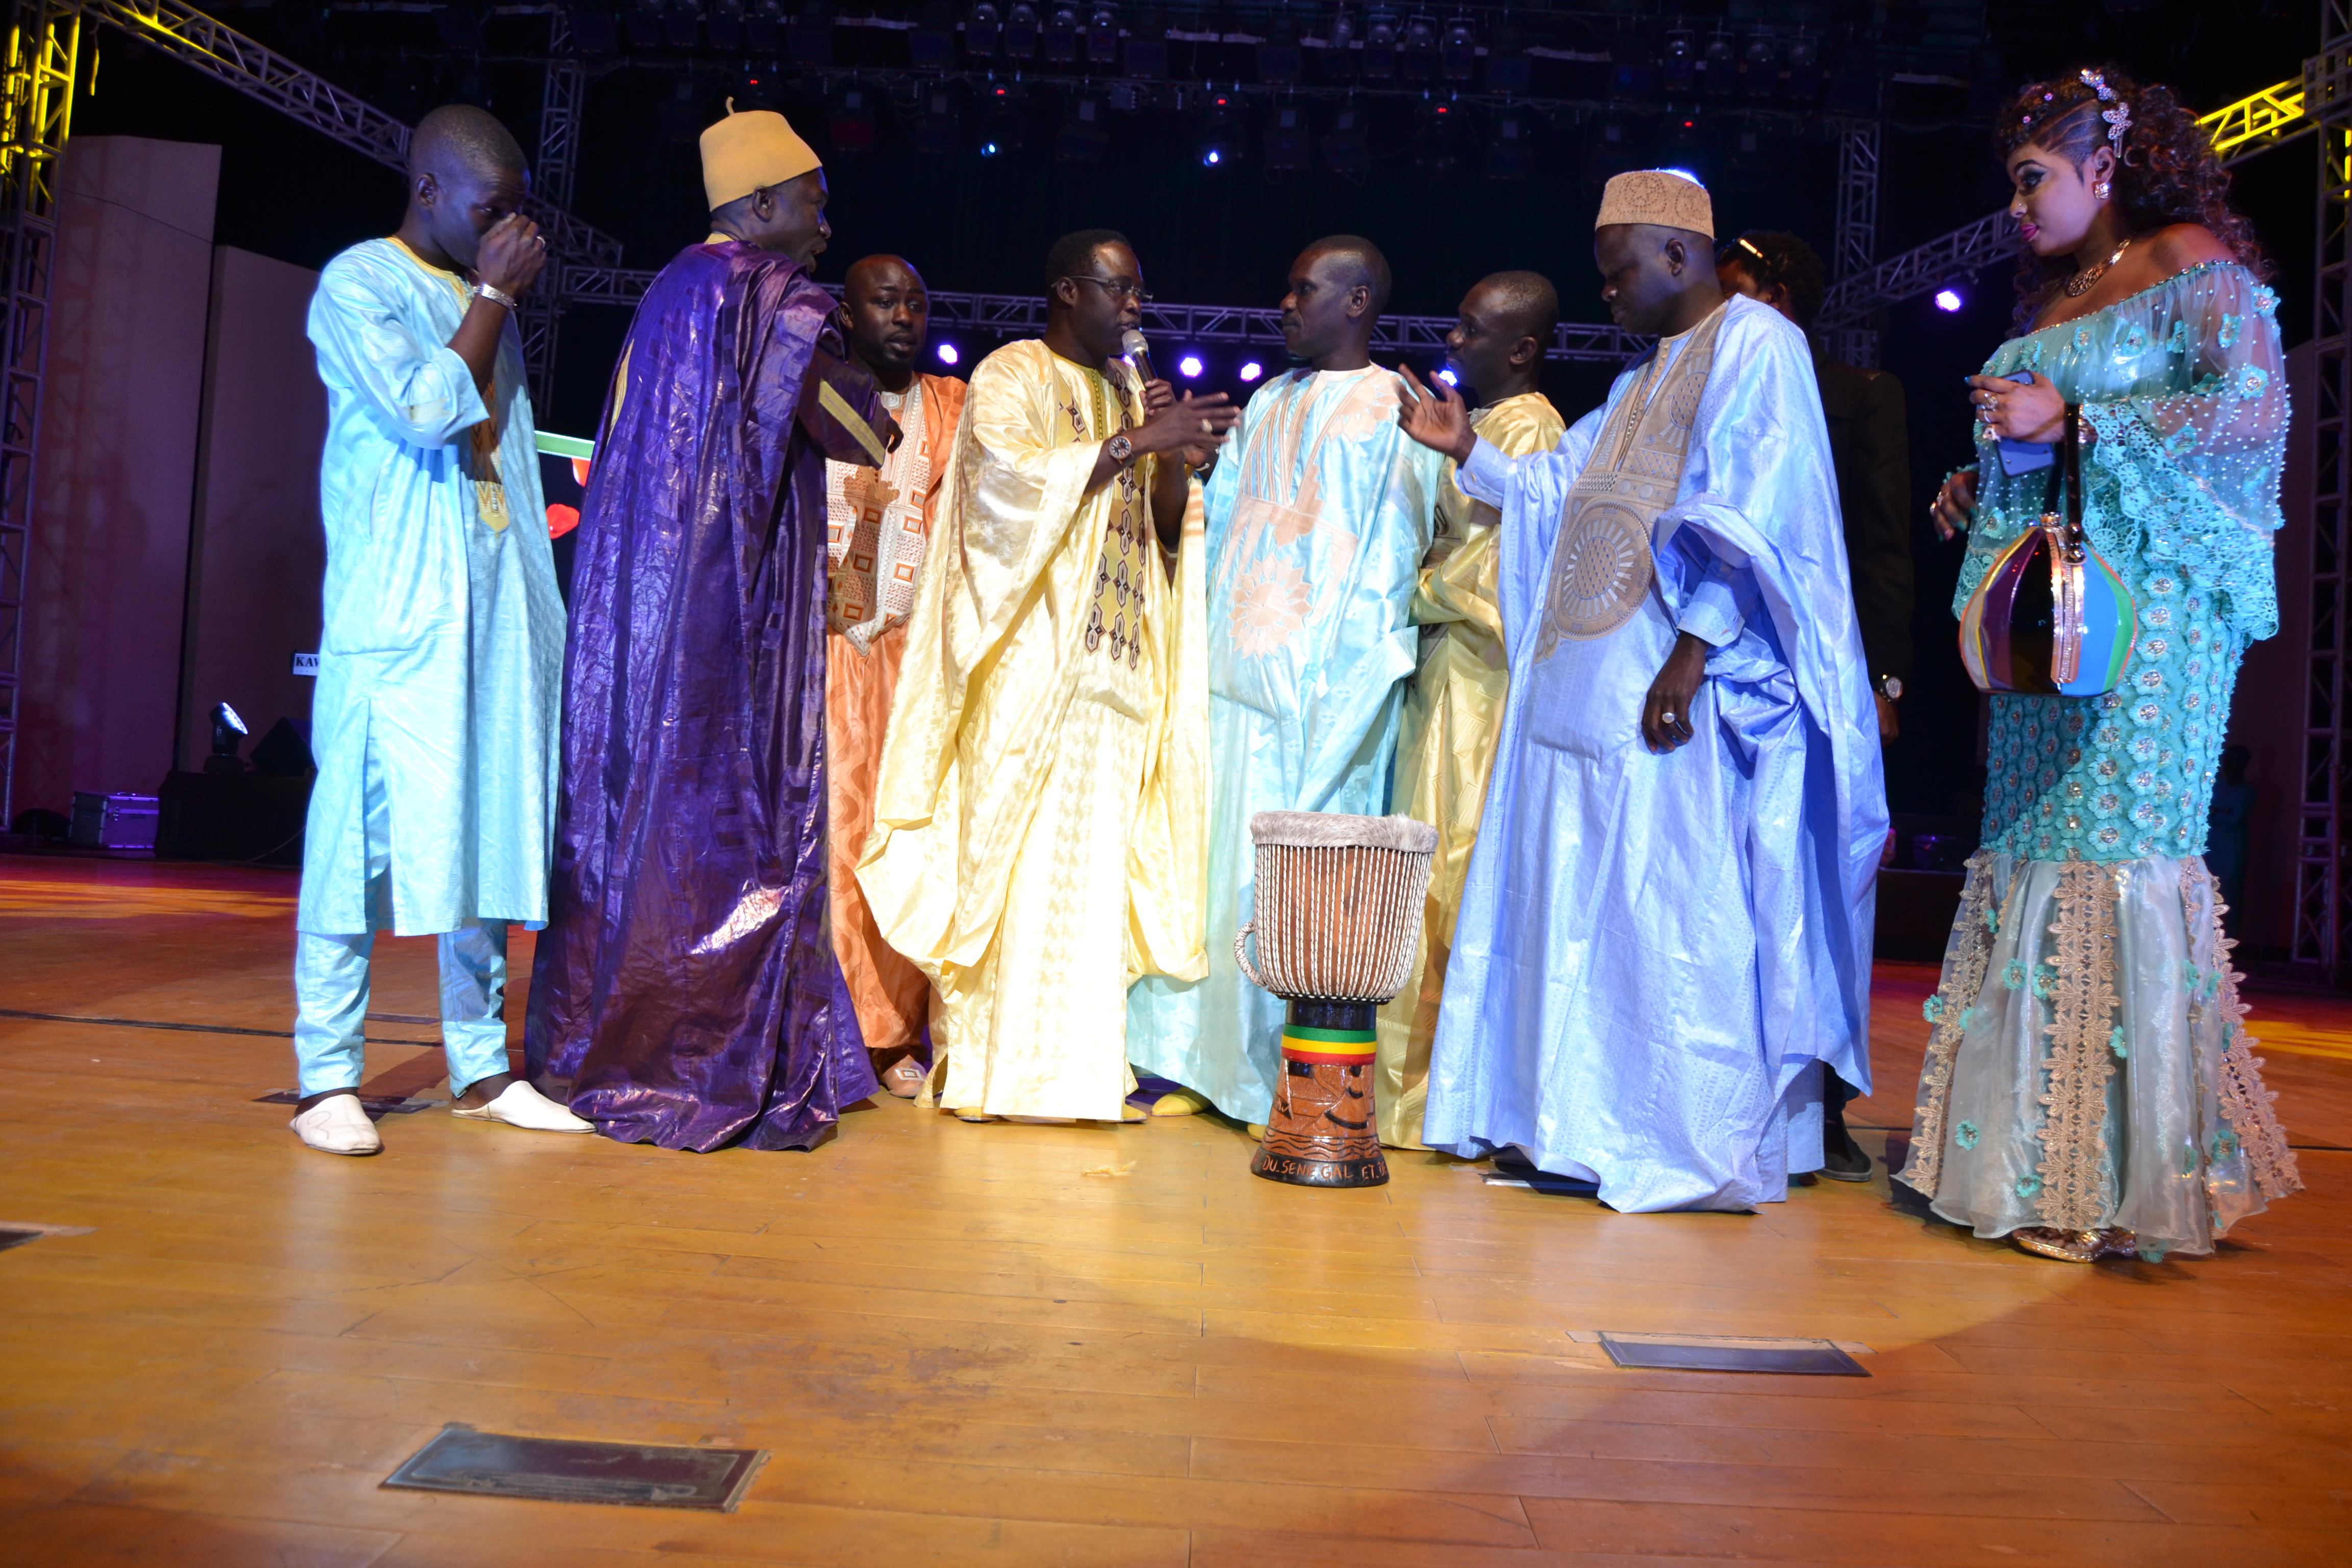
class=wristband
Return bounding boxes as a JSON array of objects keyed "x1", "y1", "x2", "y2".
[{"x1": 473, "y1": 282, "x2": 519, "y2": 312}]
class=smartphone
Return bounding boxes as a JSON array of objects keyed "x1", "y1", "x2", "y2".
[{"x1": 1991, "y1": 370, "x2": 2054, "y2": 476}]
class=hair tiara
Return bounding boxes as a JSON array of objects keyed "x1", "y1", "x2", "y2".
[{"x1": 2079, "y1": 68, "x2": 2132, "y2": 151}]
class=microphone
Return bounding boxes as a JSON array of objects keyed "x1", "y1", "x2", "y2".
[{"x1": 1120, "y1": 328, "x2": 1157, "y2": 388}]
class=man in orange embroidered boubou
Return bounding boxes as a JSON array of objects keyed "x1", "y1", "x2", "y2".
[{"x1": 823, "y1": 255, "x2": 967, "y2": 1098}]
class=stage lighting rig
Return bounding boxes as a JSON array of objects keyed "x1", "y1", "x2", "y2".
[
  {"x1": 1440, "y1": 14, "x2": 1475, "y2": 84},
  {"x1": 663, "y1": 0, "x2": 701, "y2": 50},
  {"x1": 208, "y1": 702, "x2": 250, "y2": 775},
  {"x1": 1044, "y1": 4, "x2": 1081, "y2": 64},
  {"x1": 1402, "y1": 12, "x2": 1438, "y2": 84},
  {"x1": 831, "y1": 84, "x2": 877, "y2": 152},
  {"x1": 624, "y1": 0, "x2": 666, "y2": 50},
  {"x1": 1743, "y1": 29, "x2": 1779, "y2": 100},
  {"x1": 1484, "y1": 15, "x2": 1528, "y2": 94},
  {"x1": 1661, "y1": 28, "x2": 1695, "y2": 96},
  {"x1": 1322, "y1": 104, "x2": 1369, "y2": 175},
  {"x1": 792, "y1": 2, "x2": 835, "y2": 65},
  {"x1": 1088, "y1": 4, "x2": 1119, "y2": 66},
  {"x1": 1265, "y1": 104, "x2": 1310, "y2": 170},
  {"x1": 916, "y1": 86, "x2": 962, "y2": 154},
  {"x1": 1004, "y1": 2, "x2": 1040, "y2": 60},
  {"x1": 706, "y1": 0, "x2": 745, "y2": 51},
  {"x1": 1785, "y1": 31, "x2": 1823, "y2": 102},
  {"x1": 1197, "y1": 96, "x2": 1243, "y2": 168},
  {"x1": 1700, "y1": 29, "x2": 1734, "y2": 97},
  {"x1": 967, "y1": 0, "x2": 1002, "y2": 58},
  {"x1": 1485, "y1": 111, "x2": 1530, "y2": 182},
  {"x1": 910, "y1": 2, "x2": 957, "y2": 67},
  {"x1": 1057, "y1": 96, "x2": 1109, "y2": 161},
  {"x1": 1411, "y1": 96, "x2": 1463, "y2": 177},
  {"x1": 1362, "y1": 8, "x2": 1398, "y2": 81},
  {"x1": 978, "y1": 80, "x2": 1027, "y2": 153},
  {"x1": 745, "y1": 0, "x2": 786, "y2": 51}
]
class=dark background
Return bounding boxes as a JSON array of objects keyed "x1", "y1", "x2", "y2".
[{"x1": 72, "y1": 0, "x2": 2323, "y2": 816}]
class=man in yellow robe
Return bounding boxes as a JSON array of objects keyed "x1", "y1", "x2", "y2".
[
  {"x1": 823, "y1": 255, "x2": 967, "y2": 1096},
  {"x1": 859, "y1": 230, "x2": 1237, "y2": 1122},
  {"x1": 1376, "y1": 272, "x2": 1566, "y2": 1148}
]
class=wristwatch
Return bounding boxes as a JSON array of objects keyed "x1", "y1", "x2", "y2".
[
  {"x1": 1107, "y1": 433, "x2": 1135, "y2": 464},
  {"x1": 473, "y1": 282, "x2": 519, "y2": 311},
  {"x1": 1875, "y1": 674, "x2": 1904, "y2": 701}
]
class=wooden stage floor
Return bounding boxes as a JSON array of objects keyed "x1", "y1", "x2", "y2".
[{"x1": 3, "y1": 854, "x2": 2348, "y2": 1567}]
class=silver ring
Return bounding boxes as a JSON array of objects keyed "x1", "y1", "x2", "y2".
[
  {"x1": 1199, "y1": 419, "x2": 1213, "y2": 434},
  {"x1": 535, "y1": 234, "x2": 547, "y2": 247},
  {"x1": 1661, "y1": 712, "x2": 1677, "y2": 726}
]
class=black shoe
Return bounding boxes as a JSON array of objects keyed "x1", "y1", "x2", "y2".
[{"x1": 1821, "y1": 1121, "x2": 1873, "y2": 1183}]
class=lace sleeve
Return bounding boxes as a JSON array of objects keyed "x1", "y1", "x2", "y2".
[{"x1": 2077, "y1": 264, "x2": 2287, "y2": 640}]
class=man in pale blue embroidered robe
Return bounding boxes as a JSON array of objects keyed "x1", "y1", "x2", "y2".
[
  {"x1": 289, "y1": 106, "x2": 584, "y2": 1155},
  {"x1": 1397, "y1": 172, "x2": 1885, "y2": 1211},
  {"x1": 1128, "y1": 237, "x2": 1446, "y2": 1126}
]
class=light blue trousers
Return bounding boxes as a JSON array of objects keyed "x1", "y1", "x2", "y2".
[
  {"x1": 292, "y1": 741, "x2": 511, "y2": 1099},
  {"x1": 292, "y1": 923, "x2": 510, "y2": 1099}
]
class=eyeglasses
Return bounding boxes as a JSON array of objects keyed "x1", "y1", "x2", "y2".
[{"x1": 1066, "y1": 275, "x2": 1154, "y2": 304}]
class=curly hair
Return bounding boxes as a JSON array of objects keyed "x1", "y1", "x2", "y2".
[
  {"x1": 1993, "y1": 65, "x2": 2269, "y2": 328},
  {"x1": 1714, "y1": 230, "x2": 1827, "y2": 331}
]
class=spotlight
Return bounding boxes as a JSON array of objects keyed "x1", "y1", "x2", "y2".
[
  {"x1": 936, "y1": 342, "x2": 961, "y2": 365},
  {"x1": 789, "y1": 0, "x2": 833, "y2": 65},
  {"x1": 978, "y1": 82, "x2": 1027, "y2": 154},
  {"x1": 1177, "y1": 353, "x2": 1204, "y2": 378},
  {"x1": 1044, "y1": 2, "x2": 1080, "y2": 63},
  {"x1": 1265, "y1": 104, "x2": 1310, "y2": 170},
  {"x1": 1322, "y1": 106, "x2": 1369, "y2": 175},
  {"x1": 1087, "y1": 2, "x2": 1118, "y2": 66},
  {"x1": 706, "y1": 0, "x2": 745, "y2": 50},
  {"x1": 1057, "y1": 96, "x2": 1108, "y2": 162},
  {"x1": 1402, "y1": 11, "x2": 1438, "y2": 83},
  {"x1": 830, "y1": 86, "x2": 877, "y2": 155},
  {"x1": 1485, "y1": 112, "x2": 1531, "y2": 181},
  {"x1": 1700, "y1": 28, "x2": 1734, "y2": 95},
  {"x1": 1743, "y1": 29, "x2": 1780, "y2": 100},
  {"x1": 208, "y1": 701, "x2": 250, "y2": 775},
  {"x1": 1661, "y1": 27, "x2": 1696, "y2": 95},
  {"x1": 916, "y1": 88, "x2": 961, "y2": 156},
  {"x1": 1003, "y1": 0, "x2": 1039, "y2": 58},
  {"x1": 1934, "y1": 288, "x2": 1964, "y2": 312},
  {"x1": 1440, "y1": 13, "x2": 1475, "y2": 83},
  {"x1": 1238, "y1": 360, "x2": 1264, "y2": 381},
  {"x1": 1198, "y1": 98, "x2": 1242, "y2": 167},
  {"x1": 966, "y1": 0, "x2": 1001, "y2": 58},
  {"x1": 1362, "y1": 7, "x2": 1398, "y2": 81},
  {"x1": 1434, "y1": 367, "x2": 1458, "y2": 386}
]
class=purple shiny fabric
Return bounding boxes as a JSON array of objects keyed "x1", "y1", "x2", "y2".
[{"x1": 525, "y1": 241, "x2": 884, "y2": 1150}]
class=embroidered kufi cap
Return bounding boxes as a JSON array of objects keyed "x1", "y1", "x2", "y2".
[
  {"x1": 700, "y1": 100, "x2": 821, "y2": 211},
  {"x1": 1595, "y1": 168, "x2": 1714, "y2": 238}
]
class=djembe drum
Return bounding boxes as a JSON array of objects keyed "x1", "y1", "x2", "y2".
[{"x1": 1234, "y1": 811, "x2": 1438, "y2": 1188}]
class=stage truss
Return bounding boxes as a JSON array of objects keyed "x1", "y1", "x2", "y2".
[{"x1": 2302, "y1": 5, "x2": 2352, "y2": 981}]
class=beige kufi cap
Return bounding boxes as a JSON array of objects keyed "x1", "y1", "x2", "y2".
[
  {"x1": 699, "y1": 100, "x2": 821, "y2": 211},
  {"x1": 1595, "y1": 168, "x2": 1714, "y2": 238}
]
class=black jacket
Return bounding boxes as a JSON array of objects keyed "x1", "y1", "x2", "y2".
[{"x1": 1815, "y1": 353, "x2": 1914, "y2": 688}]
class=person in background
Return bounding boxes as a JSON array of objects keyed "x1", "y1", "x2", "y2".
[
  {"x1": 525, "y1": 105, "x2": 895, "y2": 1151},
  {"x1": 290, "y1": 104, "x2": 585, "y2": 1155},
  {"x1": 824, "y1": 256, "x2": 968, "y2": 1099},
  {"x1": 1907, "y1": 66, "x2": 2299, "y2": 1263},
  {"x1": 2206, "y1": 744, "x2": 2255, "y2": 934},
  {"x1": 1716, "y1": 230, "x2": 1914, "y2": 739},
  {"x1": 1716, "y1": 229, "x2": 1913, "y2": 1183},
  {"x1": 1376, "y1": 270, "x2": 1566, "y2": 1149}
]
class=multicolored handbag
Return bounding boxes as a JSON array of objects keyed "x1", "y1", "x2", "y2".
[{"x1": 1959, "y1": 409, "x2": 2137, "y2": 697}]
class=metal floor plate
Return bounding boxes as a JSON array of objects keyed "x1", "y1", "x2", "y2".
[
  {"x1": 1598, "y1": 1332, "x2": 1870, "y2": 1377},
  {"x1": 382, "y1": 1425, "x2": 767, "y2": 1510}
]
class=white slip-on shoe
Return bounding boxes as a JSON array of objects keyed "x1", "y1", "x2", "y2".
[
  {"x1": 290, "y1": 1093, "x2": 383, "y2": 1156},
  {"x1": 451, "y1": 1081, "x2": 594, "y2": 1133}
]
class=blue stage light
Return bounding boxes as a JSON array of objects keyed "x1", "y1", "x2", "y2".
[
  {"x1": 1934, "y1": 288, "x2": 1964, "y2": 312},
  {"x1": 1238, "y1": 361, "x2": 1263, "y2": 382},
  {"x1": 1178, "y1": 353, "x2": 1205, "y2": 378},
  {"x1": 937, "y1": 342, "x2": 961, "y2": 365}
]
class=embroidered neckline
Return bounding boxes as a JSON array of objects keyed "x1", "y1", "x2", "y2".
[{"x1": 2020, "y1": 259, "x2": 2247, "y2": 344}]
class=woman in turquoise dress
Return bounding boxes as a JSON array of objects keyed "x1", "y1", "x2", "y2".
[{"x1": 1902, "y1": 66, "x2": 2301, "y2": 1263}]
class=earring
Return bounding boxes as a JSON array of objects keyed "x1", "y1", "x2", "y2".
[{"x1": 2094, "y1": 179, "x2": 2111, "y2": 200}]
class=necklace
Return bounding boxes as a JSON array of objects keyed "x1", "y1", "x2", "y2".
[{"x1": 2064, "y1": 235, "x2": 2134, "y2": 298}]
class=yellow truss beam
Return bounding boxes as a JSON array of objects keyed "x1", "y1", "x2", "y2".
[{"x1": 2199, "y1": 79, "x2": 2307, "y2": 159}]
